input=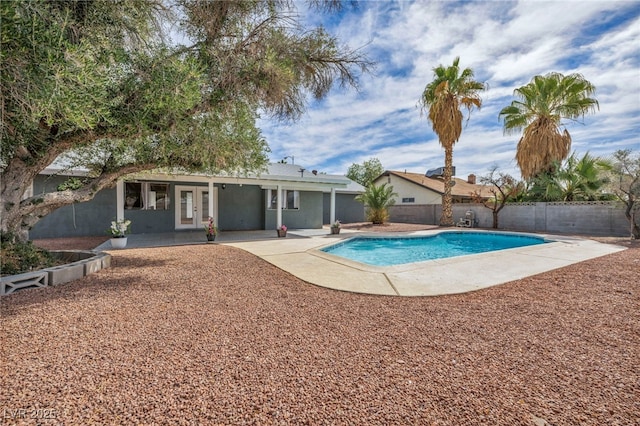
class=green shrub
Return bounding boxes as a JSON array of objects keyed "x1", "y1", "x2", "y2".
[
  {"x1": 1, "y1": 232, "x2": 56, "y2": 276},
  {"x1": 355, "y1": 183, "x2": 397, "y2": 225}
]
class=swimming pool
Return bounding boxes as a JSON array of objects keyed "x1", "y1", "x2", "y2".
[{"x1": 321, "y1": 231, "x2": 548, "y2": 266}]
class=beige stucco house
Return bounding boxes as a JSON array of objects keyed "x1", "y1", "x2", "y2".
[{"x1": 372, "y1": 170, "x2": 494, "y2": 205}]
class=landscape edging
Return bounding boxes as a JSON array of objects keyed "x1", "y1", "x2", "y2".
[{"x1": 0, "y1": 251, "x2": 111, "y2": 296}]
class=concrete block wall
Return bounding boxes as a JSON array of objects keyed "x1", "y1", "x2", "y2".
[
  {"x1": 388, "y1": 205, "x2": 439, "y2": 224},
  {"x1": 389, "y1": 202, "x2": 632, "y2": 236},
  {"x1": 543, "y1": 202, "x2": 629, "y2": 236}
]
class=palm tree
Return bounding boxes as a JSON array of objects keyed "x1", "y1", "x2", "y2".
[
  {"x1": 557, "y1": 152, "x2": 612, "y2": 201},
  {"x1": 355, "y1": 183, "x2": 397, "y2": 225},
  {"x1": 499, "y1": 72, "x2": 599, "y2": 180},
  {"x1": 525, "y1": 152, "x2": 612, "y2": 201},
  {"x1": 419, "y1": 57, "x2": 485, "y2": 226}
]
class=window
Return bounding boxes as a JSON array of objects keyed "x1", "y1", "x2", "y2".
[
  {"x1": 402, "y1": 197, "x2": 415, "y2": 203},
  {"x1": 125, "y1": 182, "x2": 170, "y2": 210},
  {"x1": 267, "y1": 189, "x2": 300, "y2": 210}
]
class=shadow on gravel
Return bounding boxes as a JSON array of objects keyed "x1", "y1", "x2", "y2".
[{"x1": 0, "y1": 254, "x2": 170, "y2": 312}]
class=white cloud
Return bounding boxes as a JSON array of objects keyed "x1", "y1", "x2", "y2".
[{"x1": 260, "y1": 0, "x2": 640, "y2": 181}]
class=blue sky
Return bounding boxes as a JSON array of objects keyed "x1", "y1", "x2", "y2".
[{"x1": 258, "y1": 0, "x2": 640, "y2": 179}]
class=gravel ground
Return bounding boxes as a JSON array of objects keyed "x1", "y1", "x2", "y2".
[{"x1": 2, "y1": 227, "x2": 639, "y2": 425}]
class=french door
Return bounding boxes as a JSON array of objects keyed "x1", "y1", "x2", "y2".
[{"x1": 175, "y1": 186, "x2": 218, "y2": 230}]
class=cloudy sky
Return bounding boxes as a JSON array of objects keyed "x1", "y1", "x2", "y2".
[{"x1": 258, "y1": 0, "x2": 640, "y2": 179}]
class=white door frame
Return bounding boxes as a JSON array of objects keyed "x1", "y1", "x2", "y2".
[{"x1": 175, "y1": 185, "x2": 218, "y2": 230}]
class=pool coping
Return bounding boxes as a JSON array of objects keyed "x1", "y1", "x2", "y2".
[
  {"x1": 309, "y1": 229, "x2": 558, "y2": 273},
  {"x1": 225, "y1": 229, "x2": 627, "y2": 297}
]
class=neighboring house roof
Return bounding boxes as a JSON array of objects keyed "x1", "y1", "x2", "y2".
[{"x1": 376, "y1": 170, "x2": 494, "y2": 199}]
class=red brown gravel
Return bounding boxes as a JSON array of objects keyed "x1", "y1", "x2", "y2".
[
  {"x1": 2, "y1": 230, "x2": 639, "y2": 425},
  {"x1": 32, "y1": 236, "x2": 109, "y2": 251}
]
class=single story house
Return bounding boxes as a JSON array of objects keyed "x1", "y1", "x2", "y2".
[
  {"x1": 372, "y1": 169, "x2": 494, "y2": 205},
  {"x1": 29, "y1": 163, "x2": 365, "y2": 239}
]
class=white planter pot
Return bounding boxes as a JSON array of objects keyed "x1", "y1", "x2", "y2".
[{"x1": 110, "y1": 237, "x2": 128, "y2": 249}]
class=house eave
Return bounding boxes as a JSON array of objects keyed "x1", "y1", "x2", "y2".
[{"x1": 41, "y1": 166, "x2": 353, "y2": 190}]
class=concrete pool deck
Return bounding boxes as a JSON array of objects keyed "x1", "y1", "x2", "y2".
[{"x1": 225, "y1": 229, "x2": 627, "y2": 296}]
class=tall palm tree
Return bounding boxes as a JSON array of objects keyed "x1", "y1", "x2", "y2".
[
  {"x1": 499, "y1": 72, "x2": 599, "y2": 180},
  {"x1": 419, "y1": 57, "x2": 485, "y2": 226},
  {"x1": 355, "y1": 183, "x2": 397, "y2": 225}
]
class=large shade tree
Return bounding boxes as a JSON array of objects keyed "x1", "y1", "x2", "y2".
[
  {"x1": 346, "y1": 157, "x2": 384, "y2": 187},
  {"x1": 419, "y1": 57, "x2": 485, "y2": 226},
  {"x1": 499, "y1": 72, "x2": 599, "y2": 180},
  {"x1": 0, "y1": 0, "x2": 372, "y2": 240}
]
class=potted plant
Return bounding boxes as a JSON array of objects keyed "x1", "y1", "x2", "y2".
[
  {"x1": 330, "y1": 220, "x2": 341, "y2": 234},
  {"x1": 109, "y1": 219, "x2": 131, "y2": 248},
  {"x1": 277, "y1": 224, "x2": 287, "y2": 238},
  {"x1": 204, "y1": 217, "x2": 218, "y2": 242}
]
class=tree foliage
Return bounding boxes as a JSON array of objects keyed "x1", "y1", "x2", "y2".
[
  {"x1": 609, "y1": 149, "x2": 640, "y2": 239},
  {"x1": 355, "y1": 183, "x2": 397, "y2": 225},
  {"x1": 499, "y1": 72, "x2": 599, "y2": 180},
  {"x1": 472, "y1": 167, "x2": 523, "y2": 229},
  {"x1": 524, "y1": 152, "x2": 612, "y2": 202},
  {"x1": 0, "y1": 0, "x2": 373, "y2": 239},
  {"x1": 419, "y1": 57, "x2": 486, "y2": 226},
  {"x1": 346, "y1": 157, "x2": 384, "y2": 187}
]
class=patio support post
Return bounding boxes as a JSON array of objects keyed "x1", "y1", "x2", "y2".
[
  {"x1": 276, "y1": 184, "x2": 283, "y2": 229},
  {"x1": 330, "y1": 187, "x2": 336, "y2": 225},
  {"x1": 116, "y1": 180, "x2": 124, "y2": 221},
  {"x1": 208, "y1": 180, "x2": 214, "y2": 221}
]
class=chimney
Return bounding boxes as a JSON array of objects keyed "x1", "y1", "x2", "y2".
[{"x1": 467, "y1": 174, "x2": 476, "y2": 184}]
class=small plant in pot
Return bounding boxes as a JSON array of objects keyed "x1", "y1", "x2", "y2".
[
  {"x1": 277, "y1": 224, "x2": 287, "y2": 237},
  {"x1": 330, "y1": 220, "x2": 341, "y2": 234},
  {"x1": 109, "y1": 219, "x2": 131, "y2": 248},
  {"x1": 204, "y1": 217, "x2": 218, "y2": 241}
]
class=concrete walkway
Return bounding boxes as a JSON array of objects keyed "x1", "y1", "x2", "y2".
[
  {"x1": 98, "y1": 228, "x2": 626, "y2": 297},
  {"x1": 225, "y1": 229, "x2": 627, "y2": 297},
  {"x1": 94, "y1": 228, "x2": 327, "y2": 251}
]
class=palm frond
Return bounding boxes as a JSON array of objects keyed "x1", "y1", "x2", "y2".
[{"x1": 500, "y1": 72, "x2": 599, "y2": 179}]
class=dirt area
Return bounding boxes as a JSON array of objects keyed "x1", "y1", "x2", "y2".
[
  {"x1": 32, "y1": 236, "x2": 109, "y2": 251},
  {"x1": 3, "y1": 226, "x2": 637, "y2": 424}
]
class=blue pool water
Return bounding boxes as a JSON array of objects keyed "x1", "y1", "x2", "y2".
[{"x1": 321, "y1": 232, "x2": 547, "y2": 266}]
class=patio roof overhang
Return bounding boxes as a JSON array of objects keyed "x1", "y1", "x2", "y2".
[
  {"x1": 41, "y1": 164, "x2": 358, "y2": 194},
  {"x1": 124, "y1": 169, "x2": 352, "y2": 191}
]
